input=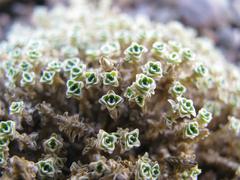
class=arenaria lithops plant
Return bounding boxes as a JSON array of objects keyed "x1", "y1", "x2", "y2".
[
  {"x1": 97, "y1": 129, "x2": 118, "y2": 154},
  {"x1": 0, "y1": 0, "x2": 239, "y2": 179}
]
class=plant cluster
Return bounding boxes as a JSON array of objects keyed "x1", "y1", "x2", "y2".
[{"x1": 0, "y1": 0, "x2": 240, "y2": 179}]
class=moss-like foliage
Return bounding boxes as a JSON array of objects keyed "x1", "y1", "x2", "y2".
[{"x1": 0, "y1": 0, "x2": 240, "y2": 179}]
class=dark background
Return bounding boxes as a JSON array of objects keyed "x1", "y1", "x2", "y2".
[{"x1": 0, "y1": 0, "x2": 239, "y2": 65}]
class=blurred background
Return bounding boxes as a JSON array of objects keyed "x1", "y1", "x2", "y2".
[{"x1": 0, "y1": 0, "x2": 240, "y2": 65}]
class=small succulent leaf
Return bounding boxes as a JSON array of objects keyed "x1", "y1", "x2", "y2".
[{"x1": 9, "y1": 101, "x2": 24, "y2": 115}]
